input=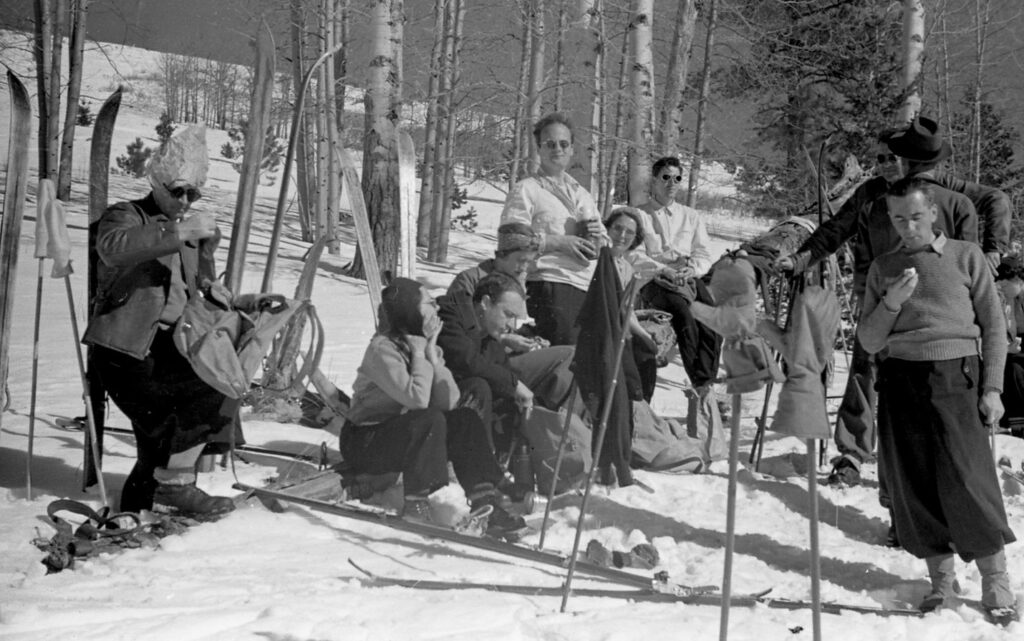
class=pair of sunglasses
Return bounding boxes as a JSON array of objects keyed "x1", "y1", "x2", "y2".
[
  {"x1": 165, "y1": 184, "x2": 202, "y2": 202},
  {"x1": 541, "y1": 139, "x2": 571, "y2": 151},
  {"x1": 659, "y1": 174, "x2": 683, "y2": 183}
]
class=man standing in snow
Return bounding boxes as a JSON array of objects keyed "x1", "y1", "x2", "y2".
[
  {"x1": 859, "y1": 176, "x2": 1016, "y2": 625},
  {"x1": 83, "y1": 125, "x2": 239, "y2": 516},
  {"x1": 776, "y1": 117, "x2": 999, "y2": 500}
]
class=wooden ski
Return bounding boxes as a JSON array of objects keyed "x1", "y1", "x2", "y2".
[
  {"x1": 82, "y1": 86, "x2": 122, "y2": 489},
  {"x1": 337, "y1": 147, "x2": 383, "y2": 323},
  {"x1": 397, "y1": 128, "x2": 417, "y2": 279},
  {"x1": 0, "y1": 69, "x2": 32, "y2": 424}
]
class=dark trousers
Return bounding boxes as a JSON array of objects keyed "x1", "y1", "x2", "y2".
[
  {"x1": 525, "y1": 281, "x2": 587, "y2": 346},
  {"x1": 877, "y1": 356, "x2": 1015, "y2": 561},
  {"x1": 94, "y1": 330, "x2": 240, "y2": 511},
  {"x1": 639, "y1": 279, "x2": 721, "y2": 388},
  {"x1": 340, "y1": 380, "x2": 503, "y2": 496},
  {"x1": 833, "y1": 335, "x2": 877, "y2": 463},
  {"x1": 1000, "y1": 352, "x2": 1024, "y2": 431}
]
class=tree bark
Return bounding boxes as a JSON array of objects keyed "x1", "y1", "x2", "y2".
[
  {"x1": 626, "y1": 0, "x2": 653, "y2": 207},
  {"x1": 898, "y1": 0, "x2": 925, "y2": 124},
  {"x1": 969, "y1": 0, "x2": 991, "y2": 182},
  {"x1": 525, "y1": 0, "x2": 546, "y2": 175},
  {"x1": 353, "y1": 0, "x2": 403, "y2": 280},
  {"x1": 686, "y1": 0, "x2": 715, "y2": 208},
  {"x1": 428, "y1": 0, "x2": 455, "y2": 261},
  {"x1": 509, "y1": 1, "x2": 531, "y2": 190},
  {"x1": 416, "y1": 0, "x2": 446, "y2": 248},
  {"x1": 290, "y1": 0, "x2": 312, "y2": 240},
  {"x1": 323, "y1": 0, "x2": 341, "y2": 255},
  {"x1": 600, "y1": 19, "x2": 631, "y2": 217},
  {"x1": 656, "y1": 0, "x2": 697, "y2": 156},
  {"x1": 56, "y1": 0, "x2": 86, "y2": 200}
]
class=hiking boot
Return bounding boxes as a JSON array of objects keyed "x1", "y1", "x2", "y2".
[
  {"x1": 985, "y1": 605, "x2": 1019, "y2": 626},
  {"x1": 153, "y1": 483, "x2": 235, "y2": 516},
  {"x1": 469, "y1": 487, "x2": 528, "y2": 541},
  {"x1": 401, "y1": 497, "x2": 435, "y2": 526},
  {"x1": 826, "y1": 456, "x2": 861, "y2": 487}
]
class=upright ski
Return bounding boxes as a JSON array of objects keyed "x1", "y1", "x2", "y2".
[
  {"x1": 397, "y1": 128, "x2": 417, "y2": 279},
  {"x1": 0, "y1": 69, "x2": 32, "y2": 422},
  {"x1": 82, "y1": 87, "x2": 122, "y2": 489},
  {"x1": 338, "y1": 147, "x2": 383, "y2": 321}
]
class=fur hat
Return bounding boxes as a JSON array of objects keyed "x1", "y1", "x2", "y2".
[
  {"x1": 147, "y1": 124, "x2": 209, "y2": 189},
  {"x1": 882, "y1": 116, "x2": 951, "y2": 163}
]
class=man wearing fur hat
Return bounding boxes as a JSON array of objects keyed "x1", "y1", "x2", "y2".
[{"x1": 83, "y1": 125, "x2": 239, "y2": 516}]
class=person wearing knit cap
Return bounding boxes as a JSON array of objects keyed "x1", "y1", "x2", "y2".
[
  {"x1": 83, "y1": 124, "x2": 240, "y2": 517},
  {"x1": 447, "y1": 222, "x2": 548, "y2": 354},
  {"x1": 343, "y1": 278, "x2": 529, "y2": 540},
  {"x1": 859, "y1": 176, "x2": 1017, "y2": 625}
]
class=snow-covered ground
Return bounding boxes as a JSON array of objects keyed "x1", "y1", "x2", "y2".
[{"x1": 3, "y1": 30, "x2": 1024, "y2": 641}]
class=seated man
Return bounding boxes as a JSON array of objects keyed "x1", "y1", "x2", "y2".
[
  {"x1": 446, "y1": 221, "x2": 549, "y2": 354},
  {"x1": 437, "y1": 271, "x2": 577, "y2": 459},
  {"x1": 636, "y1": 156, "x2": 721, "y2": 394},
  {"x1": 83, "y1": 125, "x2": 239, "y2": 516}
]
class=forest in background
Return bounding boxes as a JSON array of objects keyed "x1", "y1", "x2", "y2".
[{"x1": 2, "y1": 0, "x2": 1024, "y2": 272}]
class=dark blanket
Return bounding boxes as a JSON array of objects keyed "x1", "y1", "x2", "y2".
[{"x1": 572, "y1": 248, "x2": 641, "y2": 486}]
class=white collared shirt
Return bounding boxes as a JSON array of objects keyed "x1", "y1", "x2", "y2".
[{"x1": 638, "y1": 200, "x2": 713, "y2": 276}]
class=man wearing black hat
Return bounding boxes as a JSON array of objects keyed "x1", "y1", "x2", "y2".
[{"x1": 775, "y1": 115, "x2": 993, "y2": 545}]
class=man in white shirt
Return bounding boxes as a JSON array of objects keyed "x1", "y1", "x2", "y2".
[{"x1": 637, "y1": 156, "x2": 721, "y2": 392}]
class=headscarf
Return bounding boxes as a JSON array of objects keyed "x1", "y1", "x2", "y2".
[{"x1": 147, "y1": 124, "x2": 209, "y2": 191}]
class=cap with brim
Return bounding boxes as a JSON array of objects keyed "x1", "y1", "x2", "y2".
[{"x1": 883, "y1": 116, "x2": 951, "y2": 163}]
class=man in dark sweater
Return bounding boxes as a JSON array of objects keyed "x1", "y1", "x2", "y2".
[
  {"x1": 859, "y1": 176, "x2": 1016, "y2": 625},
  {"x1": 437, "y1": 271, "x2": 576, "y2": 457},
  {"x1": 776, "y1": 117, "x2": 1004, "y2": 497}
]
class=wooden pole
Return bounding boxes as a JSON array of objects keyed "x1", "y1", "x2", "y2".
[
  {"x1": 26, "y1": 260, "x2": 45, "y2": 498},
  {"x1": 560, "y1": 275, "x2": 638, "y2": 612},
  {"x1": 537, "y1": 384, "x2": 577, "y2": 549},
  {"x1": 807, "y1": 439, "x2": 823, "y2": 641},
  {"x1": 718, "y1": 393, "x2": 742, "y2": 641}
]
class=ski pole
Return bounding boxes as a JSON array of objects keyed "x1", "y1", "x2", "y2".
[
  {"x1": 26, "y1": 259, "x2": 45, "y2": 499},
  {"x1": 719, "y1": 393, "x2": 742, "y2": 641},
  {"x1": 537, "y1": 383, "x2": 578, "y2": 550},
  {"x1": 807, "y1": 438, "x2": 822, "y2": 641},
  {"x1": 560, "y1": 274, "x2": 638, "y2": 613},
  {"x1": 64, "y1": 276, "x2": 108, "y2": 506}
]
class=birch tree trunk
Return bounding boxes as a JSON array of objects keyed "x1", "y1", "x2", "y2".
[
  {"x1": 417, "y1": 0, "x2": 446, "y2": 247},
  {"x1": 553, "y1": 0, "x2": 566, "y2": 112},
  {"x1": 431, "y1": 0, "x2": 463, "y2": 263},
  {"x1": 626, "y1": 0, "x2": 653, "y2": 206},
  {"x1": 46, "y1": 0, "x2": 64, "y2": 181},
  {"x1": 686, "y1": 0, "x2": 715, "y2": 208},
  {"x1": 509, "y1": 2, "x2": 531, "y2": 189},
  {"x1": 969, "y1": 0, "x2": 991, "y2": 182},
  {"x1": 656, "y1": 0, "x2": 697, "y2": 156},
  {"x1": 525, "y1": 0, "x2": 546, "y2": 175},
  {"x1": 290, "y1": 0, "x2": 313, "y2": 240},
  {"x1": 56, "y1": 0, "x2": 86, "y2": 200},
  {"x1": 353, "y1": 0, "x2": 403, "y2": 280},
  {"x1": 32, "y1": 0, "x2": 53, "y2": 176},
  {"x1": 897, "y1": 0, "x2": 924, "y2": 124},
  {"x1": 600, "y1": 19, "x2": 631, "y2": 216},
  {"x1": 428, "y1": 0, "x2": 455, "y2": 261}
]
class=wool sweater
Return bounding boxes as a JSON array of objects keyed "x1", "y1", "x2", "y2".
[
  {"x1": 500, "y1": 175, "x2": 600, "y2": 292},
  {"x1": 346, "y1": 334, "x2": 460, "y2": 425},
  {"x1": 858, "y1": 234, "x2": 1006, "y2": 391}
]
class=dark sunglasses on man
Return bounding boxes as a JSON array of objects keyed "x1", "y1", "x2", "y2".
[
  {"x1": 659, "y1": 173, "x2": 683, "y2": 183},
  {"x1": 165, "y1": 184, "x2": 202, "y2": 203}
]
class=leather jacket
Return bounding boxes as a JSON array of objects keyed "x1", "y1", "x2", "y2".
[{"x1": 82, "y1": 194, "x2": 217, "y2": 359}]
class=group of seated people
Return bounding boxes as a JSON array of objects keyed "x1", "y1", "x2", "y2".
[{"x1": 343, "y1": 113, "x2": 722, "y2": 539}]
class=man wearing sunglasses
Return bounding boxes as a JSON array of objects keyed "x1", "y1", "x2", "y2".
[
  {"x1": 775, "y1": 116, "x2": 1011, "y2": 545},
  {"x1": 633, "y1": 157, "x2": 720, "y2": 400},
  {"x1": 83, "y1": 125, "x2": 239, "y2": 517}
]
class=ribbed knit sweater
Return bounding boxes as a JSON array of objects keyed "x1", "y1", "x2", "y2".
[{"x1": 858, "y1": 233, "x2": 1006, "y2": 391}]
